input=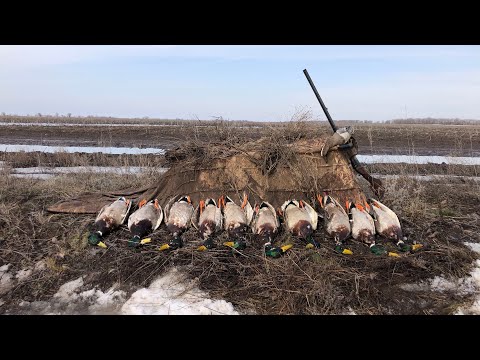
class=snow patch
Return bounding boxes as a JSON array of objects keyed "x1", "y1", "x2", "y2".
[
  {"x1": 34, "y1": 260, "x2": 47, "y2": 272},
  {"x1": 0, "y1": 264, "x2": 11, "y2": 272},
  {"x1": 11, "y1": 268, "x2": 236, "y2": 314},
  {"x1": 8, "y1": 166, "x2": 168, "y2": 180},
  {"x1": 12, "y1": 166, "x2": 167, "y2": 175},
  {"x1": 82, "y1": 287, "x2": 126, "y2": 314},
  {"x1": 0, "y1": 264, "x2": 14, "y2": 295},
  {"x1": 465, "y1": 242, "x2": 480, "y2": 254},
  {"x1": 357, "y1": 154, "x2": 480, "y2": 166},
  {"x1": 0, "y1": 144, "x2": 165, "y2": 155},
  {"x1": 52, "y1": 277, "x2": 126, "y2": 313},
  {"x1": 121, "y1": 268, "x2": 238, "y2": 315},
  {"x1": 18, "y1": 279, "x2": 126, "y2": 314},
  {"x1": 341, "y1": 307, "x2": 357, "y2": 315},
  {"x1": 400, "y1": 275, "x2": 476, "y2": 296},
  {"x1": 402, "y1": 241, "x2": 480, "y2": 315},
  {"x1": 53, "y1": 277, "x2": 84, "y2": 301},
  {"x1": 15, "y1": 269, "x2": 32, "y2": 281},
  {"x1": 372, "y1": 173, "x2": 480, "y2": 182},
  {"x1": 456, "y1": 259, "x2": 480, "y2": 315}
]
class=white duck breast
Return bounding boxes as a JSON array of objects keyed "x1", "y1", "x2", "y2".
[
  {"x1": 322, "y1": 196, "x2": 351, "y2": 242},
  {"x1": 197, "y1": 199, "x2": 222, "y2": 240},
  {"x1": 165, "y1": 196, "x2": 194, "y2": 237},
  {"x1": 281, "y1": 200, "x2": 318, "y2": 239},
  {"x1": 349, "y1": 203, "x2": 375, "y2": 244},
  {"x1": 128, "y1": 200, "x2": 163, "y2": 236},
  {"x1": 224, "y1": 202, "x2": 247, "y2": 229},
  {"x1": 223, "y1": 195, "x2": 254, "y2": 234},
  {"x1": 96, "y1": 197, "x2": 131, "y2": 230},
  {"x1": 252, "y1": 202, "x2": 279, "y2": 239},
  {"x1": 369, "y1": 199, "x2": 402, "y2": 240}
]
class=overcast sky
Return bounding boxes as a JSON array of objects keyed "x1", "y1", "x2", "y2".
[{"x1": 1, "y1": 45, "x2": 479, "y2": 121}]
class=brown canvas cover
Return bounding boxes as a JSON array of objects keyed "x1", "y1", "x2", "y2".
[{"x1": 47, "y1": 136, "x2": 366, "y2": 214}]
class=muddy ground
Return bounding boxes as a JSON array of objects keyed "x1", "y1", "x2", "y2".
[{"x1": 1, "y1": 122, "x2": 479, "y2": 156}]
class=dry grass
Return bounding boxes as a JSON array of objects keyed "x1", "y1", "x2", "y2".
[
  {"x1": 1, "y1": 116, "x2": 480, "y2": 315},
  {"x1": 0, "y1": 151, "x2": 166, "y2": 168},
  {"x1": 1, "y1": 163, "x2": 479, "y2": 315}
]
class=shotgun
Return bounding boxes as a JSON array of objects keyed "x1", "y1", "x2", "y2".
[{"x1": 303, "y1": 69, "x2": 384, "y2": 198}]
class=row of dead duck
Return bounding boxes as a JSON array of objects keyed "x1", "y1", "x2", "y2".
[{"x1": 87, "y1": 193, "x2": 423, "y2": 258}]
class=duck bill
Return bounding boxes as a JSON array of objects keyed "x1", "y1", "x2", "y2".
[
  {"x1": 218, "y1": 195, "x2": 225, "y2": 208},
  {"x1": 241, "y1": 193, "x2": 248, "y2": 209},
  {"x1": 412, "y1": 244, "x2": 423, "y2": 251},
  {"x1": 158, "y1": 244, "x2": 170, "y2": 251},
  {"x1": 197, "y1": 245, "x2": 208, "y2": 252},
  {"x1": 280, "y1": 244, "x2": 293, "y2": 252},
  {"x1": 140, "y1": 238, "x2": 152, "y2": 245},
  {"x1": 316, "y1": 194, "x2": 324, "y2": 208},
  {"x1": 97, "y1": 241, "x2": 107, "y2": 249}
]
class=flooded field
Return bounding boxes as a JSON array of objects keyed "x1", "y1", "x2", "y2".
[
  {"x1": 0, "y1": 120, "x2": 479, "y2": 156},
  {"x1": 0, "y1": 144, "x2": 166, "y2": 155}
]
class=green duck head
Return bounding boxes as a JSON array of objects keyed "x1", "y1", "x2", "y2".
[
  {"x1": 396, "y1": 240, "x2": 411, "y2": 252},
  {"x1": 169, "y1": 236, "x2": 183, "y2": 250},
  {"x1": 264, "y1": 244, "x2": 282, "y2": 258},
  {"x1": 88, "y1": 232, "x2": 101, "y2": 246},
  {"x1": 370, "y1": 243, "x2": 387, "y2": 255},
  {"x1": 128, "y1": 235, "x2": 141, "y2": 248}
]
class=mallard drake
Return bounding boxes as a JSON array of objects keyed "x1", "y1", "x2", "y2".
[
  {"x1": 88, "y1": 197, "x2": 131, "y2": 248},
  {"x1": 347, "y1": 201, "x2": 375, "y2": 244},
  {"x1": 159, "y1": 195, "x2": 194, "y2": 251},
  {"x1": 251, "y1": 201, "x2": 279, "y2": 242},
  {"x1": 127, "y1": 199, "x2": 163, "y2": 248},
  {"x1": 367, "y1": 198, "x2": 409, "y2": 252},
  {"x1": 192, "y1": 197, "x2": 223, "y2": 251},
  {"x1": 280, "y1": 199, "x2": 319, "y2": 248},
  {"x1": 221, "y1": 193, "x2": 254, "y2": 250},
  {"x1": 346, "y1": 201, "x2": 385, "y2": 255},
  {"x1": 251, "y1": 201, "x2": 289, "y2": 258},
  {"x1": 317, "y1": 193, "x2": 352, "y2": 254}
]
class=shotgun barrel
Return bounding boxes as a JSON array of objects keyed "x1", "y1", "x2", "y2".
[{"x1": 303, "y1": 69, "x2": 338, "y2": 132}]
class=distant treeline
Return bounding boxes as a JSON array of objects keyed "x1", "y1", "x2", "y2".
[
  {"x1": 386, "y1": 118, "x2": 480, "y2": 125},
  {"x1": 0, "y1": 113, "x2": 478, "y2": 126}
]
